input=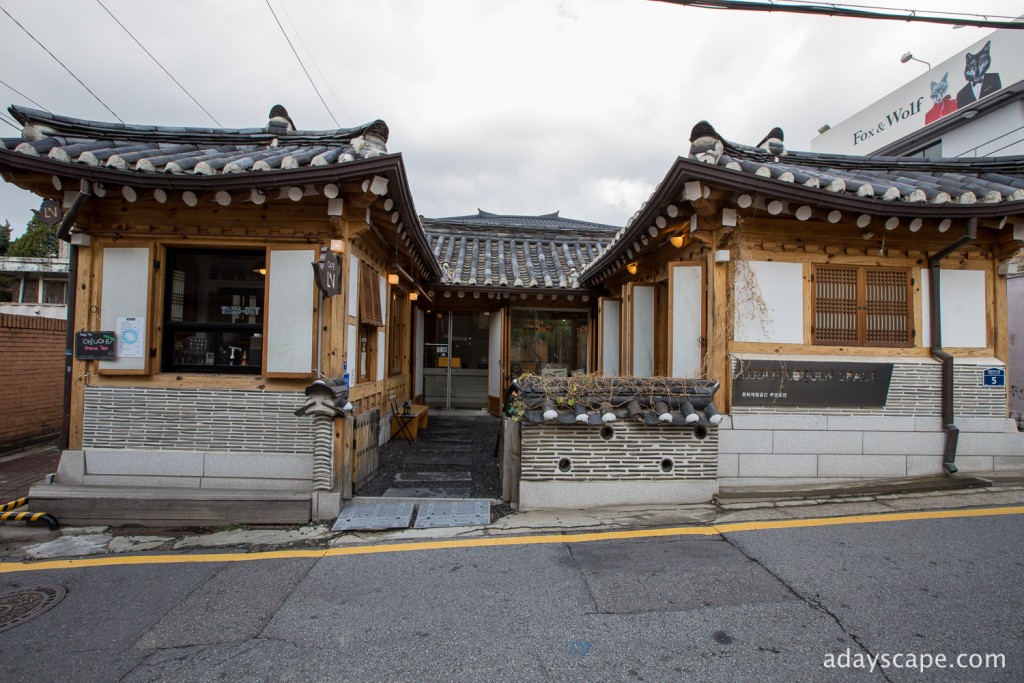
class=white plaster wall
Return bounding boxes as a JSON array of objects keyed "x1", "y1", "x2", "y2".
[
  {"x1": 266, "y1": 248, "x2": 315, "y2": 374},
  {"x1": 347, "y1": 254, "x2": 359, "y2": 317},
  {"x1": 99, "y1": 247, "x2": 149, "y2": 372},
  {"x1": 920, "y1": 269, "x2": 987, "y2": 348},
  {"x1": 376, "y1": 274, "x2": 387, "y2": 381},
  {"x1": 488, "y1": 311, "x2": 502, "y2": 397},
  {"x1": 601, "y1": 299, "x2": 620, "y2": 376},
  {"x1": 733, "y1": 261, "x2": 803, "y2": 344},
  {"x1": 346, "y1": 324, "x2": 357, "y2": 387},
  {"x1": 632, "y1": 286, "x2": 654, "y2": 376},
  {"x1": 671, "y1": 264, "x2": 702, "y2": 376}
]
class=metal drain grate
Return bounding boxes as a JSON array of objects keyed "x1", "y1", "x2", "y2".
[
  {"x1": 0, "y1": 586, "x2": 67, "y2": 633},
  {"x1": 331, "y1": 501, "x2": 414, "y2": 532},
  {"x1": 414, "y1": 500, "x2": 491, "y2": 529}
]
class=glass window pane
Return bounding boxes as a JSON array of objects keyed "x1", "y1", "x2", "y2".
[
  {"x1": 21, "y1": 277, "x2": 39, "y2": 303},
  {"x1": 510, "y1": 309, "x2": 589, "y2": 377},
  {"x1": 42, "y1": 280, "x2": 66, "y2": 304}
]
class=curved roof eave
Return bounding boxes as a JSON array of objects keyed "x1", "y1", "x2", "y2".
[{"x1": 580, "y1": 155, "x2": 1024, "y2": 286}]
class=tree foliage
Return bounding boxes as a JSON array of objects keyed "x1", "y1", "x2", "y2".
[
  {"x1": 9, "y1": 216, "x2": 58, "y2": 257},
  {"x1": 0, "y1": 221, "x2": 11, "y2": 256}
]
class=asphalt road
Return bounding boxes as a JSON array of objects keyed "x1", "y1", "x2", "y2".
[{"x1": 1, "y1": 511, "x2": 1021, "y2": 682}]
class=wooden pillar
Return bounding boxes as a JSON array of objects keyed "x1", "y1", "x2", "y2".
[
  {"x1": 336, "y1": 415, "x2": 353, "y2": 499},
  {"x1": 69, "y1": 243, "x2": 96, "y2": 450},
  {"x1": 707, "y1": 229, "x2": 731, "y2": 412}
]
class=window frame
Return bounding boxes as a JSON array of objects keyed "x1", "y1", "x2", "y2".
[
  {"x1": 161, "y1": 247, "x2": 267, "y2": 374},
  {"x1": 811, "y1": 264, "x2": 914, "y2": 348}
]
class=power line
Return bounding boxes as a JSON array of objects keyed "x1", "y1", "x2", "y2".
[
  {"x1": 95, "y1": 0, "x2": 222, "y2": 127},
  {"x1": 784, "y1": 0, "x2": 1020, "y2": 21},
  {"x1": 654, "y1": 1, "x2": 1024, "y2": 30},
  {"x1": 0, "y1": 112, "x2": 21, "y2": 131},
  {"x1": 0, "y1": 4, "x2": 125, "y2": 122},
  {"x1": 0, "y1": 78, "x2": 48, "y2": 111},
  {"x1": 264, "y1": 0, "x2": 340, "y2": 127},
  {"x1": 277, "y1": 1, "x2": 354, "y2": 125}
]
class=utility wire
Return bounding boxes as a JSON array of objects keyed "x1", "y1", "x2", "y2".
[
  {"x1": 0, "y1": 4, "x2": 125, "y2": 122},
  {"x1": 0, "y1": 78, "x2": 48, "y2": 111},
  {"x1": 278, "y1": 1, "x2": 354, "y2": 125},
  {"x1": 654, "y1": 1, "x2": 1024, "y2": 30},
  {"x1": 783, "y1": 0, "x2": 1020, "y2": 21},
  {"x1": 265, "y1": 0, "x2": 340, "y2": 127},
  {"x1": 0, "y1": 112, "x2": 21, "y2": 131},
  {"x1": 95, "y1": 0, "x2": 222, "y2": 127}
]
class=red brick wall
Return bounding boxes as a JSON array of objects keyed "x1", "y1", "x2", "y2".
[{"x1": 0, "y1": 313, "x2": 65, "y2": 446}]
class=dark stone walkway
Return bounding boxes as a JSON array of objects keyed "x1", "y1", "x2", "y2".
[{"x1": 356, "y1": 411, "x2": 502, "y2": 500}]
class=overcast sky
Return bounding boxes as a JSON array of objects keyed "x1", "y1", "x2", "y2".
[{"x1": 0, "y1": 0, "x2": 1017, "y2": 236}]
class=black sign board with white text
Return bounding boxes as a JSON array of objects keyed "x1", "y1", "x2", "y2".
[
  {"x1": 313, "y1": 247, "x2": 343, "y2": 297},
  {"x1": 733, "y1": 360, "x2": 894, "y2": 407},
  {"x1": 74, "y1": 331, "x2": 116, "y2": 360}
]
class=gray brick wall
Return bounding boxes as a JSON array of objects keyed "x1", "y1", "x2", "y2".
[
  {"x1": 83, "y1": 386, "x2": 315, "y2": 454},
  {"x1": 731, "y1": 359, "x2": 1004, "y2": 419},
  {"x1": 521, "y1": 423, "x2": 717, "y2": 481}
]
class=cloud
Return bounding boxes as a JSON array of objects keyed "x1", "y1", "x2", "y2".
[{"x1": 0, "y1": 0, "x2": 1012, "y2": 235}]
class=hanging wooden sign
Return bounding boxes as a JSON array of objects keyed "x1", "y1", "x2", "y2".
[{"x1": 312, "y1": 247, "x2": 342, "y2": 297}]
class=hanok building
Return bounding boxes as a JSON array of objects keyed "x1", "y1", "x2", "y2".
[
  {"x1": 417, "y1": 210, "x2": 617, "y2": 413},
  {"x1": 558, "y1": 121, "x2": 1024, "y2": 501},
  {"x1": 0, "y1": 105, "x2": 440, "y2": 524}
]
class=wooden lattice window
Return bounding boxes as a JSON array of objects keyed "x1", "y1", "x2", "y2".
[
  {"x1": 812, "y1": 265, "x2": 912, "y2": 347},
  {"x1": 358, "y1": 263, "x2": 383, "y2": 327}
]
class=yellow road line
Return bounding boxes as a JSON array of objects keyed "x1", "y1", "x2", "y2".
[{"x1": 1, "y1": 505, "x2": 1021, "y2": 574}]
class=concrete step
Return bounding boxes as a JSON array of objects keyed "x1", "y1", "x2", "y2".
[
  {"x1": 28, "y1": 482, "x2": 311, "y2": 527},
  {"x1": 715, "y1": 475, "x2": 993, "y2": 505}
]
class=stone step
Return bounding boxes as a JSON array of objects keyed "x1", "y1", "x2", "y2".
[{"x1": 395, "y1": 471, "x2": 473, "y2": 483}]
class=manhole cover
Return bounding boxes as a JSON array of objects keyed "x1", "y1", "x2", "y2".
[{"x1": 0, "y1": 586, "x2": 67, "y2": 633}]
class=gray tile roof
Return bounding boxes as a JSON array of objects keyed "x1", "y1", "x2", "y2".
[
  {"x1": 509, "y1": 376, "x2": 722, "y2": 427},
  {"x1": 582, "y1": 121, "x2": 1024, "y2": 285},
  {"x1": 2, "y1": 105, "x2": 389, "y2": 175},
  {"x1": 423, "y1": 211, "x2": 618, "y2": 289},
  {"x1": 711, "y1": 132, "x2": 1024, "y2": 205}
]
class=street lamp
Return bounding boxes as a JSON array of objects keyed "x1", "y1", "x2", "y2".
[{"x1": 900, "y1": 52, "x2": 931, "y2": 71}]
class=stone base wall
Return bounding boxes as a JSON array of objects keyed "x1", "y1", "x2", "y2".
[
  {"x1": 521, "y1": 422, "x2": 718, "y2": 481},
  {"x1": 71, "y1": 386, "x2": 317, "y2": 490},
  {"x1": 519, "y1": 422, "x2": 718, "y2": 508},
  {"x1": 722, "y1": 357, "x2": 1023, "y2": 484}
]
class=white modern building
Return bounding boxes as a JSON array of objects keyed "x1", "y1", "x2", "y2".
[
  {"x1": 813, "y1": 25, "x2": 1024, "y2": 159},
  {"x1": 814, "y1": 24, "x2": 1024, "y2": 426},
  {"x1": 0, "y1": 240, "x2": 69, "y2": 319}
]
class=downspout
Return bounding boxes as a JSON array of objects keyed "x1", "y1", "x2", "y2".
[
  {"x1": 58, "y1": 180, "x2": 92, "y2": 451},
  {"x1": 927, "y1": 217, "x2": 977, "y2": 475}
]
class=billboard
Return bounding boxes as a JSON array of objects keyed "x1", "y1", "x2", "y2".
[{"x1": 812, "y1": 27, "x2": 1024, "y2": 155}]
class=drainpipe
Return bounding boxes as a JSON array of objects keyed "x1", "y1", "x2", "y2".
[
  {"x1": 927, "y1": 217, "x2": 977, "y2": 475},
  {"x1": 57, "y1": 180, "x2": 92, "y2": 451}
]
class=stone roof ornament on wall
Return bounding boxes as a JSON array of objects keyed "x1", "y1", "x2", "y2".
[
  {"x1": 688, "y1": 121, "x2": 724, "y2": 164},
  {"x1": 756, "y1": 126, "x2": 786, "y2": 156},
  {"x1": 507, "y1": 375, "x2": 722, "y2": 428}
]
